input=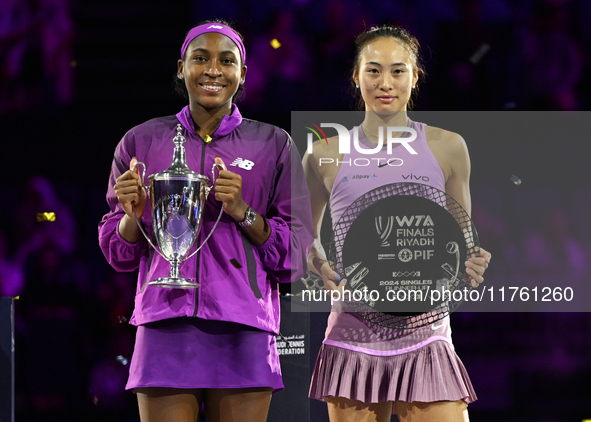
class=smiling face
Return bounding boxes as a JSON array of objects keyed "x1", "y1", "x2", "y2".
[
  {"x1": 353, "y1": 37, "x2": 418, "y2": 113},
  {"x1": 178, "y1": 32, "x2": 247, "y2": 112}
]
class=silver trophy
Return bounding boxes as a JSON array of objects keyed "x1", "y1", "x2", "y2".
[{"x1": 132, "y1": 124, "x2": 224, "y2": 289}]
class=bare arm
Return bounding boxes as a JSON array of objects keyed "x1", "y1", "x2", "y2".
[
  {"x1": 442, "y1": 132, "x2": 491, "y2": 286},
  {"x1": 444, "y1": 133, "x2": 472, "y2": 217},
  {"x1": 302, "y1": 141, "x2": 346, "y2": 291},
  {"x1": 303, "y1": 148, "x2": 329, "y2": 269}
]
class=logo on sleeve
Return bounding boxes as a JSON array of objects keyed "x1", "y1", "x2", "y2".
[{"x1": 230, "y1": 158, "x2": 255, "y2": 170}]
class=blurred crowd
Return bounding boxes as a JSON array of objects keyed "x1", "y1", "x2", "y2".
[
  {"x1": 0, "y1": 176, "x2": 137, "y2": 416},
  {"x1": 196, "y1": 0, "x2": 591, "y2": 112},
  {"x1": 1, "y1": 0, "x2": 591, "y2": 116},
  {"x1": 0, "y1": 0, "x2": 74, "y2": 114}
]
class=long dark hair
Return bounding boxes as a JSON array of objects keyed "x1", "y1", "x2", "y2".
[{"x1": 352, "y1": 25, "x2": 425, "y2": 110}]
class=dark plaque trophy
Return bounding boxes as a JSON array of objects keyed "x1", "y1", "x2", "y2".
[
  {"x1": 132, "y1": 124, "x2": 224, "y2": 289},
  {"x1": 328, "y1": 183, "x2": 479, "y2": 329}
]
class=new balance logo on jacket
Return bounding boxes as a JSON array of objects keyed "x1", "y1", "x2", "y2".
[{"x1": 230, "y1": 158, "x2": 255, "y2": 170}]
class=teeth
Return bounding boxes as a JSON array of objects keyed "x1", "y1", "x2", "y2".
[{"x1": 203, "y1": 85, "x2": 222, "y2": 91}]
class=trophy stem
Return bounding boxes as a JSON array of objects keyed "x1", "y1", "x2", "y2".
[
  {"x1": 148, "y1": 259, "x2": 200, "y2": 289},
  {"x1": 169, "y1": 259, "x2": 181, "y2": 279}
]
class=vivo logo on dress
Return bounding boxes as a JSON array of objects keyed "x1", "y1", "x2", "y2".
[{"x1": 402, "y1": 173, "x2": 430, "y2": 182}]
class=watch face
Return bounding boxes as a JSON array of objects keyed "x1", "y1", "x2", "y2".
[
  {"x1": 240, "y1": 207, "x2": 256, "y2": 227},
  {"x1": 247, "y1": 207, "x2": 256, "y2": 222}
]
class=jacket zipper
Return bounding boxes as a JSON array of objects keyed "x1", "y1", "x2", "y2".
[
  {"x1": 190, "y1": 115, "x2": 224, "y2": 317},
  {"x1": 193, "y1": 135, "x2": 207, "y2": 317}
]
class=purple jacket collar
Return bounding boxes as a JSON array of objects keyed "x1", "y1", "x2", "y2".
[{"x1": 176, "y1": 103, "x2": 243, "y2": 138}]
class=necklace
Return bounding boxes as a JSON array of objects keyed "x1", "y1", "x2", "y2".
[
  {"x1": 362, "y1": 119, "x2": 409, "y2": 141},
  {"x1": 362, "y1": 123, "x2": 381, "y2": 140}
]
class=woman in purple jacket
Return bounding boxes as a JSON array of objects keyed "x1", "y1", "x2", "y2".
[{"x1": 98, "y1": 20, "x2": 312, "y2": 422}]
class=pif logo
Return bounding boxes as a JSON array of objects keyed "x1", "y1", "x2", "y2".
[{"x1": 305, "y1": 123, "x2": 417, "y2": 155}]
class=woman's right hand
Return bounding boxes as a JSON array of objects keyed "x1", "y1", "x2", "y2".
[
  {"x1": 114, "y1": 157, "x2": 147, "y2": 219},
  {"x1": 318, "y1": 261, "x2": 347, "y2": 293}
]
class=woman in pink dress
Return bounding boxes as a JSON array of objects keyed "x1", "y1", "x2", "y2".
[{"x1": 304, "y1": 25, "x2": 492, "y2": 422}]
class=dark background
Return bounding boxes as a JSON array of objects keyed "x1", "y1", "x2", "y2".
[{"x1": 1, "y1": 0, "x2": 591, "y2": 420}]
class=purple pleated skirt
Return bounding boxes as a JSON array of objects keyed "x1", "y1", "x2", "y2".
[
  {"x1": 309, "y1": 341, "x2": 476, "y2": 413},
  {"x1": 126, "y1": 317, "x2": 283, "y2": 392}
]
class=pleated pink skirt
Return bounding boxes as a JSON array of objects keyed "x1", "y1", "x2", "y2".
[{"x1": 309, "y1": 341, "x2": 476, "y2": 413}]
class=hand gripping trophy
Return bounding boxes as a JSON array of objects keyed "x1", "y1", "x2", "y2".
[{"x1": 132, "y1": 124, "x2": 224, "y2": 289}]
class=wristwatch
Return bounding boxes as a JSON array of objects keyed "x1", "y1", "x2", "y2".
[{"x1": 238, "y1": 206, "x2": 257, "y2": 227}]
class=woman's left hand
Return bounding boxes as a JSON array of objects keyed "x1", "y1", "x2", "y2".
[
  {"x1": 466, "y1": 247, "x2": 491, "y2": 288},
  {"x1": 213, "y1": 156, "x2": 249, "y2": 221}
]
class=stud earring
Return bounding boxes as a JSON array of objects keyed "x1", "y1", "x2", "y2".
[{"x1": 355, "y1": 84, "x2": 359, "y2": 89}]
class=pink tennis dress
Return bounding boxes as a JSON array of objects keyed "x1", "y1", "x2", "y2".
[{"x1": 309, "y1": 120, "x2": 477, "y2": 411}]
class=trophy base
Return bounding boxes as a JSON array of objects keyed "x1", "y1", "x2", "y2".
[{"x1": 148, "y1": 277, "x2": 200, "y2": 289}]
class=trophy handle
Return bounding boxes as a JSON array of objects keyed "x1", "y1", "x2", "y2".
[
  {"x1": 131, "y1": 160, "x2": 148, "y2": 190},
  {"x1": 131, "y1": 204, "x2": 169, "y2": 260},
  {"x1": 129, "y1": 161, "x2": 169, "y2": 262},
  {"x1": 182, "y1": 162, "x2": 226, "y2": 261},
  {"x1": 205, "y1": 162, "x2": 226, "y2": 196},
  {"x1": 182, "y1": 205, "x2": 224, "y2": 261},
  {"x1": 131, "y1": 201, "x2": 173, "y2": 263}
]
